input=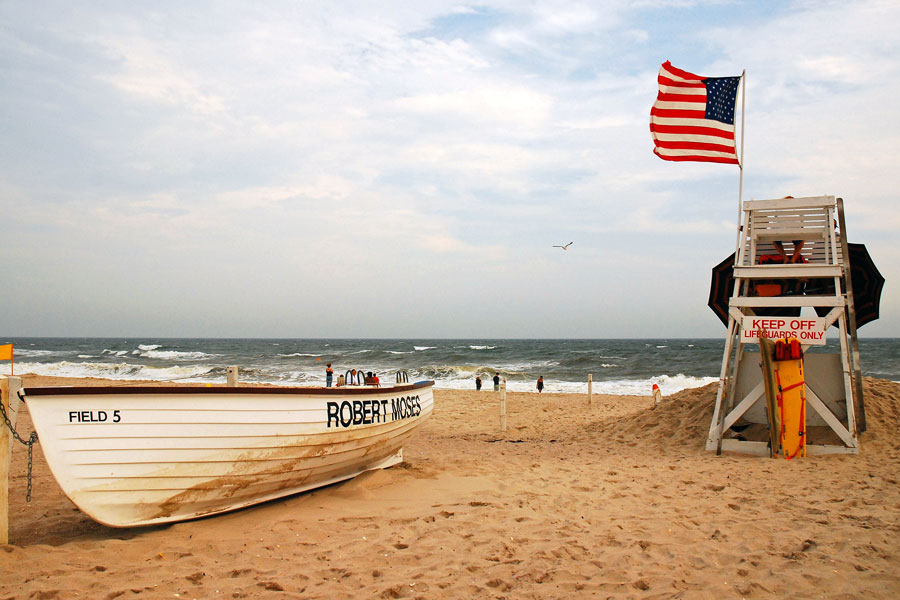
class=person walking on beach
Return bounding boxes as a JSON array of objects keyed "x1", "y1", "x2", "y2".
[
  {"x1": 476, "y1": 376, "x2": 482, "y2": 391},
  {"x1": 493, "y1": 373, "x2": 500, "y2": 391},
  {"x1": 325, "y1": 363, "x2": 334, "y2": 387},
  {"x1": 537, "y1": 376, "x2": 544, "y2": 393}
]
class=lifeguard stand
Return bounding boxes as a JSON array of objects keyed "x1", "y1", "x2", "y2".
[{"x1": 706, "y1": 195, "x2": 865, "y2": 456}]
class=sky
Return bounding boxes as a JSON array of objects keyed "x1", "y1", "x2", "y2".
[{"x1": 0, "y1": 0, "x2": 897, "y2": 339}]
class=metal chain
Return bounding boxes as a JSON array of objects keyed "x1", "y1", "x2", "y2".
[
  {"x1": 1, "y1": 395, "x2": 39, "y2": 502},
  {"x1": 26, "y1": 432, "x2": 37, "y2": 501}
]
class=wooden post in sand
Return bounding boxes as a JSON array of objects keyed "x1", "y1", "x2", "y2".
[
  {"x1": 499, "y1": 379, "x2": 507, "y2": 433},
  {"x1": 226, "y1": 366, "x2": 239, "y2": 387},
  {"x1": 2, "y1": 376, "x2": 23, "y2": 544},
  {"x1": 588, "y1": 374, "x2": 593, "y2": 405}
]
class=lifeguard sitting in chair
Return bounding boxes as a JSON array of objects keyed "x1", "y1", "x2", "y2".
[{"x1": 754, "y1": 240, "x2": 808, "y2": 297}]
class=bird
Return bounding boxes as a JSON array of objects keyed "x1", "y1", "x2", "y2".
[{"x1": 552, "y1": 242, "x2": 573, "y2": 250}]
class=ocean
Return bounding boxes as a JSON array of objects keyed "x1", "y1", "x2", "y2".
[{"x1": 4, "y1": 337, "x2": 899, "y2": 395}]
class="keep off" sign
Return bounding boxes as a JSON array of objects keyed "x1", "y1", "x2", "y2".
[{"x1": 740, "y1": 316, "x2": 828, "y2": 345}]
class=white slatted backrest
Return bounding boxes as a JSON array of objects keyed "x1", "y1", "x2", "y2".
[{"x1": 738, "y1": 196, "x2": 840, "y2": 267}]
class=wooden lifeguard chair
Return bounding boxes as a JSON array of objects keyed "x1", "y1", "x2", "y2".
[{"x1": 706, "y1": 195, "x2": 865, "y2": 456}]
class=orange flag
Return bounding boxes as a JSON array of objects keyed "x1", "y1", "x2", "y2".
[{"x1": 0, "y1": 343, "x2": 12, "y2": 361}]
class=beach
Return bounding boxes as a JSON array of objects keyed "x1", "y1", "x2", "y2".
[{"x1": 2, "y1": 374, "x2": 899, "y2": 599}]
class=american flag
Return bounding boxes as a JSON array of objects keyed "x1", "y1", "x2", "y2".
[{"x1": 650, "y1": 61, "x2": 742, "y2": 164}]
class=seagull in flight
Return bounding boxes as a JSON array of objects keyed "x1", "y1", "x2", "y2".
[{"x1": 552, "y1": 242, "x2": 573, "y2": 250}]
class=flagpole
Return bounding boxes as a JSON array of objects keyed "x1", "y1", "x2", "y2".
[
  {"x1": 733, "y1": 69, "x2": 746, "y2": 259},
  {"x1": 716, "y1": 69, "x2": 747, "y2": 454}
]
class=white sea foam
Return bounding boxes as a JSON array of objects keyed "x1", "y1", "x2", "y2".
[
  {"x1": 642, "y1": 374, "x2": 718, "y2": 395},
  {"x1": 12, "y1": 349, "x2": 54, "y2": 357},
  {"x1": 430, "y1": 373, "x2": 716, "y2": 395},
  {"x1": 138, "y1": 349, "x2": 217, "y2": 360},
  {"x1": 469, "y1": 345, "x2": 496, "y2": 350},
  {"x1": 138, "y1": 344, "x2": 161, "y2": 351},
  {"x1": 0, "y1": 355, "x2": 723, "y2": 396},
  {"x1": 102, "y1": 349, "x2": 129, "y2": 357},
  {"x1": 414, "y1": 346, "x2": 436, "y2": 351},
  {"x1": 8, "y1": 360, "x2": 215, "y2": 382},
  {"x1": 278, "y1": 353, "x2": 321, "y2": 357},
  {"x1": 529, "y1": 359, "x2": 559, "y2": 367}
]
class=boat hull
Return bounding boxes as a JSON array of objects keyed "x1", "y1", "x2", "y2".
[{"x1": 20, "y1": 382, "x2": 434, "y2": 527}]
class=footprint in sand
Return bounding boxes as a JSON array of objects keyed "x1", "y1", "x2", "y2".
[
  {"x1": 185, "y1": 571, "x2": 204, "y2": 584},
  {"x1": 229, "y1": 568, "x2": 256, "y2": 578}
]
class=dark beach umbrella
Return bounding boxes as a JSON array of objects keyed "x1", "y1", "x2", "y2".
[
  {"x1": 708, "y1": 252, "x2": 800, "y2": 327},
  {"x1": 708, "y1": 253, "x2": 736, "y2": 326},
  {"x1": 815, "y1": 243, "x2": 885, "y2": 329}
]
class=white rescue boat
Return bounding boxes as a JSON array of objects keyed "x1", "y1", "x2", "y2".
[{"x1": 19, "y1": 381, "x2": 434, "y2": 527}]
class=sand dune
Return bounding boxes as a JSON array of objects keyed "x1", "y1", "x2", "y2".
[{"x1": 2, "y1": 374, "x2": 899, "y2": 598}]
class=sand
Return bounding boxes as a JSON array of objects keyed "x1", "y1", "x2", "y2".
[{"x1": 2, "y1": 374, "x2": 899, "y2": 599}]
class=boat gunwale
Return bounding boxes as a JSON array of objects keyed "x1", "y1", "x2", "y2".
[{"x1": 21, "y1": 380, "x2": 434, "y2": 397}]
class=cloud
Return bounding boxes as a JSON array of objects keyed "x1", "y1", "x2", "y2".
[
  {"x1": 395, "y1": 86, "x2": 552, "y2": 126},
  {"x1": 97, "y1": 40, "x2": 226, "y2": 115},
  {"x1": 0, "y1": 0, "x2": 897, "y2": 337}
]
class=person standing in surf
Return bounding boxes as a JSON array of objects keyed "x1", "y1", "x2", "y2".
[
  {"x1": 325, "y1": 363, "x2": 334, "y2": 387},
  {"x1": 476, "y1": 376, "x2": 482, "y2": 391},
  {"x1": 537, "y1": 376, "x2": 544, "y2": 393},
  {"x1": 493, "y1": 373, "x2": 500, "y2": 391}
]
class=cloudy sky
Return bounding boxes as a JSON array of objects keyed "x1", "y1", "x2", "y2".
[{"x1": 1, "y1": 1, "x2": 896, "y2": 338}]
